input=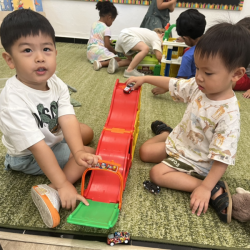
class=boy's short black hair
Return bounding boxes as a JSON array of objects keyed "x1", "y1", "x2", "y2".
[
  {"x1": 195, "y1": 22, "x2": 250, "y2": 72},
  {"x1": 176, "y1": 9, "x2": 206, "y2": 40},
  {"x1": 237, "y1": 17, "x2": 250, "y2": 31},
  {"x1": 0, "y1": 9, "x2": 55, "y2": 54}
]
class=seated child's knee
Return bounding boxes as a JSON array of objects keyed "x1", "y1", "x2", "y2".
[
  {"x1": 149, "y1": 166, "x2": 158, "y2": 183},
  {"x1": 139, "y1": 144, "x2": 150, "y2": 162}
]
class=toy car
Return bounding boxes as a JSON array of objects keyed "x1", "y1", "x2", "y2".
[
  {"x1": 123, "y1": 83, "x2": 135, "y2": 94},
  {"x1": 143, "y1": 180, "x2": 161, "y2": 194},
  {"x1": 107, "y1": 232, "x2": 130, "y2": 246}
]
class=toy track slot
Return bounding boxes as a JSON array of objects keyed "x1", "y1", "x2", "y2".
[{"x1": 84, "y1": 171, "x2": 121, "y2": 204}]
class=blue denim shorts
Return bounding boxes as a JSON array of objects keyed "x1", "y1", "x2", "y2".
[{"x1": 4, "y1": 140, "x2": 70, "y2": 175}]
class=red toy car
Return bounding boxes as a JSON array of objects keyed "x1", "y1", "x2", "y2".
[
  {"x1": 107, "y1": 232, "x2": 130, "y2": 246},
  {"x1": 123, "y1": 83, "x2": 135, "y2": 94}
]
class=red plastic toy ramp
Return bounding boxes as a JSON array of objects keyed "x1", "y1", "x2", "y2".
[
  {"x1": 84, "y1": 131, "x2": 132, "y2": 204},
  {"x1": 105, "y1": 81, "x2": 141, "y2": 131},
  {"x1": 96, "y1": 130, "x2": 132, "y2": 176}
]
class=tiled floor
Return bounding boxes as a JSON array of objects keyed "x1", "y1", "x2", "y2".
[{"x1": 0, "y1": 227, "x2": 213, "y2": 250}]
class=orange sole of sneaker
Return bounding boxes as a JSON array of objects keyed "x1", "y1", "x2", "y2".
[{"x1": 31, "y1": 186, "x2": 60, "y2": 228}]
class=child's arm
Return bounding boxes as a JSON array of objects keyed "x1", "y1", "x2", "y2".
[
  {"x1": 190, "y1": 160, "x2": 228, "y2": 216},
  {"x1": 29, "y1": 140, "x2": 89, "y2": 210},
  {"x1": 59, "y1": 114, "x2": 100, "y2": 167},
  {"x1": 154, "y1": 50, "x2": 162, "y2": 63},
  {"x1": 157, "y1": 0, "x2": 177, "y2": 12},
  {"x1": 126, "y1": 75, "x2": 171, "y2": 91},
  {"x1": 104, "y1": 36, "x2": 117, "y2": 54}
]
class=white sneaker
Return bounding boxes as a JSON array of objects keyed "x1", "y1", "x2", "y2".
[
  {"x1": 31, "y1": 184, "x2": 60, "y2": 228},
  {"x1": 107, "y1": 58, "x2": 119, "y2": 74},
  {"x1": 93, "y1": 60, "x2": 102, "y2": 71},
  {"x1": 123, "y1": 69, "x2": 145, "y2": 78}
]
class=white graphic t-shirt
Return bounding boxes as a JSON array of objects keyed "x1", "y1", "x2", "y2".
[{"x1": 0, "y1": 74, "x2": 75, "y2": 156}]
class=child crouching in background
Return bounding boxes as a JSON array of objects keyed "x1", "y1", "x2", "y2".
[{"x1": 107, "y1": 27, "x2": 165, "y2": 78}]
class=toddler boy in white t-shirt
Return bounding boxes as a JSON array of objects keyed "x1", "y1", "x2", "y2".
[{"x1": 0, "y1": 9, "x2": 101, "y2": 228}]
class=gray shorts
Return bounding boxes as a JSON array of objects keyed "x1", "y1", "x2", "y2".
[
  {"x1": 4, "y1": 140, "x2": 70, "y2": 175},
  {"x1": 115, "y1": 33, "x2": 140, "y2": 55}
]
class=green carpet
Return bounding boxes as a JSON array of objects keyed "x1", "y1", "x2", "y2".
[{"x1": 0, "y1": 43, "x2": 250, "y2": 250}]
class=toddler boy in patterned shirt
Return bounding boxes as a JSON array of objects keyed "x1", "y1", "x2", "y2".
[{"x1": 125, "y1": 22, "x2": 250, "y2": 223}]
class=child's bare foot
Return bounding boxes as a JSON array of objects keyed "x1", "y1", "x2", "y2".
[{"x1": 151, "y1": 87, "x2": 167, "y2": 95}]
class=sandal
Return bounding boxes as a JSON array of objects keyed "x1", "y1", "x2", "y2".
[
  {"x1": 151, "y1": 120, "x2": 173, "y2": 135},
  {"x1": 209, "y1": 180, "x2": 232, "y2": 223}
]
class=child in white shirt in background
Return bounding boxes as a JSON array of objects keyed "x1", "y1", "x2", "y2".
[{"x1": 107, "y1": 27, "x2": 165, "y2": 78}]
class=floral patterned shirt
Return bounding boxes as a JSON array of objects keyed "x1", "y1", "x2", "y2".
[{"x1": 165, "y1": 77, "x2": 240, "y2": 176}]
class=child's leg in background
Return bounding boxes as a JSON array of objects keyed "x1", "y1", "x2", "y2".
[
  {"x1": 116, "y1": 56, "x2": 132, "y2": 67},
  {"x1": 107, "y1": 56, "x2": 132, "y2": 74},
  {"x1": 93, "y1": 60, "x2": 110, "y2": 71},
  {"x1": 99, "y1": 55, "x2": 132, "y2": 69},
  {"x1": 127, "y1": 42, "x2": 149, "y2": 71},
  {"x1": 233, "y1": 74, "x2": 250, "y2": 91},
  {"x1": 99, "y1": 60, "x2": 110, "y2": 67}
]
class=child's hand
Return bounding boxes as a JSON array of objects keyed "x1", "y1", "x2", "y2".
[
  {"x1": 74, "y1": 151, "x2": 102, "y2": 168},
  {"x1": 125, "y1": 76, "x2": 145, "y2": 90},
  {"x1": 57, "y1": 180, "x2": 89, "y2": 211},
  {"x1": 190, "y1": 184, "x2": 211, "y2": 216},
  {"x1": 243, "y1": 89, "x2": 250, "y2": 98}
]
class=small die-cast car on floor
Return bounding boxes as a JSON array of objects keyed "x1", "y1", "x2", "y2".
[
  {"x1": 107, "y1": 231, "x2": 130, "y2": 246},
  {"x1": 143, "y1": 180, "x2": 161, "y2": 194}
]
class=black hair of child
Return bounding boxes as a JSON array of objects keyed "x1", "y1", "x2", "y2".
[
  {"x1": 96, "y1": 1, "x2": 118, "y2": 19},
  {"x1": 195, "y1": 22, "x2": 250, "y2": 72},
  {"x1": 0, "y1": 9, "x2": 55, "y2": 54},
  {"x1": 176, "y1": 9, "x2": 206, "y2": 40},
  {"x1": 237, "y1": 17, "x2": 250, "y2": 32}
]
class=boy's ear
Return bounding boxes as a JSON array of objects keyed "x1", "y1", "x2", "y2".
[
  {"x1": 231, "y1": 67, "x2": 246, "y2": 82},
  {"x1": 2, "y1": 52, "x2": 15, "y2": 69}
]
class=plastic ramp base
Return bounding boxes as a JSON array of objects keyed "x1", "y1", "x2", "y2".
[{"x1": 67, "y1": 199, "x2": 119, "y2": 229}]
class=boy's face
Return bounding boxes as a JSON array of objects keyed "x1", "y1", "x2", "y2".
[
  {"x1": 194, "y1": 53, "x2": 244, "y2": 100},
  {"x1": 2, "y1": 32, "x2": 57, "y2": 91}
]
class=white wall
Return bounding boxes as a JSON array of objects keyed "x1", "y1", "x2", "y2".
[{"x1": 43, "y1": 0, "x2": 250, "y2": 40}]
